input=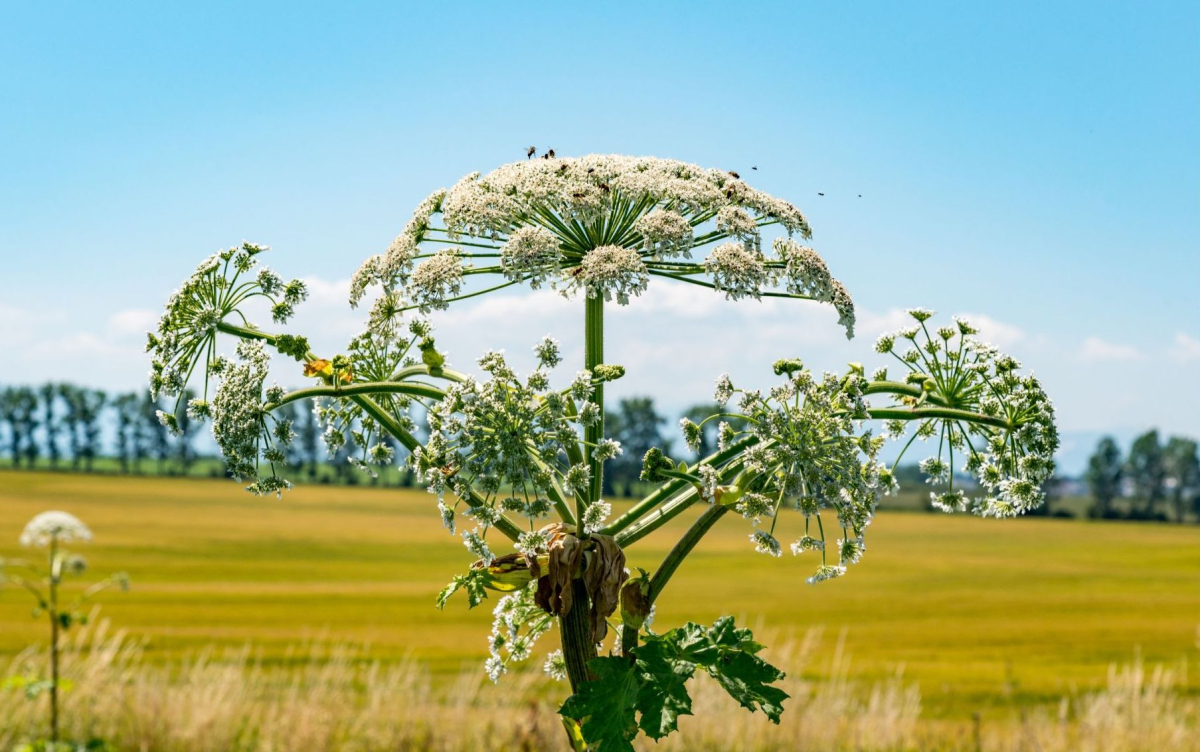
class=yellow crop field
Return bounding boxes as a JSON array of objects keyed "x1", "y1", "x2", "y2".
[{"x1": 1, "y1": 469, "x2": 1197, "y2": 724}]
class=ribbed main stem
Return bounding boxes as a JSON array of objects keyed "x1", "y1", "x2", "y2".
[
  {"x1": 584, "y1": 294, "x2": 605, "y2": 513},
  {"x1": 560, "y1": 295, "x2": 605, "y2": 693}
]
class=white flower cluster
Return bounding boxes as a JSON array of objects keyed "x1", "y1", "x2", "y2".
[
  {"x1": 565, "y1": 245, "x2": 649, "y2": 304},
  {"x1": 485, "y1": 583, "x2": 551, "y2": 682},
  {"x1": 698, "y1": 366, "x2": 886, "y2": 584},
  {"x1": 716, "y1": 206, "x2": 761, "y2": 248},
  {"x1": 311, "y1": 322, "x2": 428, "y2": 476},
  {"x1": 704, "y1": 242, "x2": 769, "y2": 301},
  {"x1": 408, "y1": 249, "x2": 465, "y2": 313},
  {"x1": 875, "y1": 310, "x2": 1059, "y2": 518},
  {"x1": 774, "y1": 238, "x2": 856, "y2": 338},
  {"x1": 634, "y1": 209, "x2": 694, "y2": 258},
  {"x1": 436, "y1": 155, "x2": 811, "y2": 240},
  {"x1": 207, "y1": 340, "x2": 292, "y2": 497},
  {"x1": 410, "y1": 341, "x2": 620, "y2": 542},
  {"x1": 148, "y1": 243, "x2": 307, "y2": 404},
  {"x1": 500, "y1": 226, "x2": 563, "y2": 288},
  {"x1": 346, "y1": 155, "x2": 857, "y2": 333},
  {"x1": 19, "y1": 511, "x2": 92, "y2": 548},
  {"x1": 543, "y1": 649, "x2": 568, "y2": 681},
  {"x1": 350, "y1": 188, "x2": 447, "y2": 306}
]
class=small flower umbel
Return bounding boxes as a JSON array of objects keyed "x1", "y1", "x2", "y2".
[
  {"x1": 1, "y1": 512, "x2": 129, "y2": 746},
  {"x1": 411, "y1": 340, "x2": 624, "y2": 549},
  {"x1": 645, "y1": 362, "x2": 886, "y2": 583},
  {"x1": 147, "y1": 242, "x2": 308, "y2": 425},
  {"x1": 871, "y1": 310, "x2": 1059, "y2": 517}
]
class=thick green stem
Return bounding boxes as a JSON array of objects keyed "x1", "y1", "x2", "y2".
[
  {"x1": 584, "y1": 295, "x2": 605, "y2": 516},
  {"x1": 866, "y1": 406, "x2": 1010, "y2": 430},
  {"x1": 560, "y1": 295, "x2": 605, "y2": 694},
  {"x1": 560, "y1": 579, "x2": 597, "y2": 692},
  {"x1": 648, "y1": 504, "x2": 729, "y2": 604}
]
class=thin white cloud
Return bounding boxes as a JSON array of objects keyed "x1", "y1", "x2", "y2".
[
  {"x1": 107, "y1": 308, "x2": 159, "y2": 337},
  {"x1": 1079, "y1": 336, "x2": 1142, "y2": 362},
  {"x1": 1168, "y1": 332, "x2": 1200, "y2": 363}
]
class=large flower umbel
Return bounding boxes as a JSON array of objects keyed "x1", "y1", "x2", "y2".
[{"x1": 350, "y1": 155, "x2": 856, "y2": 336}]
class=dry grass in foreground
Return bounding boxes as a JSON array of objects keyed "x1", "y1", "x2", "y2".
[{"x1": 2, "y1": 620, "x2": 1196, "y2": 752}]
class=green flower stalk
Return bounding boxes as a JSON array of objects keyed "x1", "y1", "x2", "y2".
[
  {"x1": 145, "y1": 154, "x2": 1058, "y2": 751},
  {"x1": 1, "y1": 512, "x2": 129, "y2": 747}
]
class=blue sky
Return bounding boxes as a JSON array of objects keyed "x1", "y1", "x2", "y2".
[{"x1": 1, "y1": 1, "x2": 1197, "y2": 472}]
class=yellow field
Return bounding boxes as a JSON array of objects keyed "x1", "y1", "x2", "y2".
[{"x1": 1, "y1": 469, "x2": 1197, "y2": 721}]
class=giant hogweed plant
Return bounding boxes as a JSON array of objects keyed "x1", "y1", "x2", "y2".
[{"x1": 146, "y1": 155, "x2": 1058, "y2": 750}]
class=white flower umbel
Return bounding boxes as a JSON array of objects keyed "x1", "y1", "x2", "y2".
[
  {"x1": 346, "y1": 154, "x2": 855, "y2": 327},
  {"x1": 20, "y1": 511, "x2": 92, "y2": 548},
  {"x1": 716, "y1": 366, "x2": 884, "y2": 581},
  {"x1": 544, "y1": 649, "x2": 568, "y2": 681},
  {"x1": 501, "y1": 226, "x2": 562, "y2": 289},
  {"x1": 484, "y1": 584, "x2": 552, "y2": 683},
  {"x1": 567, "y1": 245, "x2": 649, "y2": 304},
  {"x1": 635, "y1": 210, "x2": 694, "y2": 259},
  {"x1": 705, "y1": 242, "x2": 768, "y2": 300},
  {"x1": 872, "y1": 311, "x2": 1059, "y2": 519},
  {"x1": 409, "y1": 249, "x2": 465, "y2": 313}
]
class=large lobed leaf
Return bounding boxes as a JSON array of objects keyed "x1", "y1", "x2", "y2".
[{"x1": 559, "y1": 616, "x2": 788, "y2": 748}]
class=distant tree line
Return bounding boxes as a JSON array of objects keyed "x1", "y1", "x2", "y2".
[
  {"x1": 7, "y1": 382, "x2": 1197, "y2": 525},
  {"x1": 1085, "y1": 430, "x2": 1199, "y2": 523},
  {"x1": 0, "y1": 382, "x2": 716, "y2": 492}
]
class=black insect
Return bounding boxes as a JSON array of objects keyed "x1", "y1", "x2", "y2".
[
  {"x1": 729, "y1": 171, "x2": 740, "y2": 179},
  {"x1": 526, "y1": 146, "x2": 536, "y2": 158},
  {"x1": 818, "y1": 192, "x2": 825, "y2": 196},
  {"x1": 598, "y1": 183, "x2": 610, "y2": 193},
  {"x1": 542, "y1": 148, "x2": 556, "y2": 159},
  {"x1": 752, "y1": 166, "x2": 758, "y2": 170}
]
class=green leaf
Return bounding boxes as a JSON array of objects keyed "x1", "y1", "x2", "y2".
[
  {"x1": 637, "y1": 617, "x2": 787, "y2": 727},
  {"x1": 559, "y1": 656, "x2": 640, "y2": 752},
  {"x1": 633, "y1": 638, "x2": 696, "y2": 740},
  {"x1": 675, "y1": 616, "x2": 787, "y2": 722},
  {"x1": 435, "y1": 569, "x2": 488, "y2": 610},
  {"x1": 560, "y1": 617, "x2": 789, "y2": 749}
]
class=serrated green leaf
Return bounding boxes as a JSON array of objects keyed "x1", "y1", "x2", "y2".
[
  {"x1": 633, "y1": 637, "x2": 696, "y2": 740},
  {"x1": 706, "y1": 649, "x2": 788, "y2": 722},
  {"x1": 644, "y1": 616, "x2": 788, "y2": 725},
  {"x1": 559, "y1": 656, "x2": 640, "y2": 752},
  {"x1": 435, "y1": 569, "x2": 488, "y2": 610},
  {"x1": 679, "y1": 616, "x2": 787, "y2": 723}
]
